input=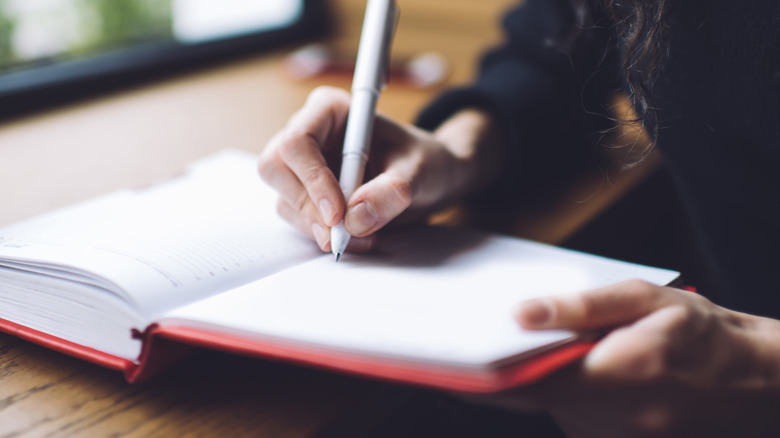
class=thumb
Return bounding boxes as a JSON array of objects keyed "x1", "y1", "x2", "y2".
[
  {"x1": 344, "y1": 171, "x2": 414, "y2": 237},
  {"x1": 514, "y1": 280, "x2": 681, "y2": 331}
]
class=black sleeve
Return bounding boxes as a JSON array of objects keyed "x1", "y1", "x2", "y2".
[{"x1": 416, "y1": 0, "x2": 623, "y2": 201}]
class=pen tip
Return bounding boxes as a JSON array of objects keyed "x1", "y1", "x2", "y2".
[{"x1": 334, "y1": 252, "x2": 341, "y2": 262}]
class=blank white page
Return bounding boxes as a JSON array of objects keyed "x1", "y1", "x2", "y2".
[{"x1": 164, "y1": 227, "x2": 680, "y2": 370}]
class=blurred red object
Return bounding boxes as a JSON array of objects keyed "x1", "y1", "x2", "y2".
[{"x1": 284, "y1": 44, "x2": 449, "y2": 89}]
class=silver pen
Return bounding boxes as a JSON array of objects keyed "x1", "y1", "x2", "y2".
[{"x1": 331, "y1": 0, "x2": 398, "y2": 261}]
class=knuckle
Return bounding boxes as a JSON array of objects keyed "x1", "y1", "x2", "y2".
[
  {"x1": 384, "y1": 173, "x2": 414, "y2": 209},
  {"x1": 277, "y1": 199, "x2": 315, "y2": 238},
  {"x1": 631, "y1": 405, "x2": 675, "y2": 435},
  {"x1": 278, "y1": 131, "x2": 324, "y2": 165},
  {"x1": 308, "y1": 85, "x2": 336, "y2": 101},
  {"x1": 578, "y1": 293, "x2": 602, "y2": 320},
  {"x1": 685, "y1": 290, "x2": 714, "y2": 308},
  {"x1": 622, "y1": 279, "x2": 657, "y2": 296},
  {"x1": 291, "y1": 189, "x2": 310, "y2": 213},
  {"x1": 663, "y1": 304, "x2": 698, "y2": 333},
  {"x1": 633, "y1": 348, "x2": 668, "y2": 381},
  {"x1": 257, "y1": 150, "x2": 279, "y2": 182},
  {"x1": 277, "y1": 130, "x2": 306, "y2": 158},
  {"x1": 301, "y1": 165, "x2": 333, "y2": 189},
  {"x1": 276, "y1": 199, "x2": 294, "y2": 223},
  {"x1": 308, "y1": 85, "x2": 348, "y2": 104}
]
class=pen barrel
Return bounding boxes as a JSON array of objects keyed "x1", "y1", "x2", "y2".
[
  {"x1": 342, "y1": 89, "x2": 378, "y2": 158},
  {"x1": 339, "y1": 153, "x2": 367, "y2": 200},
  {"x1": 336, "y1": 0, "x2": 396, "y2": 201},
  {"x1": 339, "y1": 89, "x2": 377, "y2": 198},
  {"x1": 353, "y1": 0, "x2": 396, "y2": 91}
]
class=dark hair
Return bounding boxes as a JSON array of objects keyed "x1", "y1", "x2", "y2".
[{"x1": 598, "y1": 0, "x2": 672, "y2": 140}]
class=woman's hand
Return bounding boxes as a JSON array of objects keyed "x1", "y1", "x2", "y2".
[
  {"x1": 258, "y1": 86, "x2": 503, "y2": 252},
  {"x1": 502, "y1": 280, "x2": 780, "y2": 437}
]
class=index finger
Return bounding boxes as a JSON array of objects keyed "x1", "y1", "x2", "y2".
[
  {"x1": 272, "y1": 87, "x2": 351, "y2": 226},
  {"x1": 285, "y1": 86, "x2": 351, "y2": 151}
]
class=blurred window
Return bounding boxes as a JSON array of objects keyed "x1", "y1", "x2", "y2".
[{"x1": 0, "y1": 0, "x2": 321, "y2": 117}]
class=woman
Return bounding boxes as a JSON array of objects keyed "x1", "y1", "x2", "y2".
[{"x1": 258, "y1": 1, "x2": 780, "y2": 436}]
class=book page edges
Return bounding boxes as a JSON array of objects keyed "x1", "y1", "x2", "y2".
[
  {"x1": 145, "y1": 323, "x2": 595, "y2": 393},
  {"x1": 0, "y1": 317, "x2": 133, "y2": 372}
]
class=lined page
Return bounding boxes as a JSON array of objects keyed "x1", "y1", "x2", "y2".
[{"x1": 0, "y1": 151, "x2": 321, "y2": 319}]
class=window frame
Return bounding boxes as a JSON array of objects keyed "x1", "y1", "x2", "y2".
[{"x1": 0, "y1": 0, "x2": 328, "y2": 119}]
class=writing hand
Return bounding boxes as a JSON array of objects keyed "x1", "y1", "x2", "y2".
[{"x1": 259, "y1": 86, "x2": 503, "y2": 252}]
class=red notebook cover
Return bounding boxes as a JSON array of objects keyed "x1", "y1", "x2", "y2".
[
  {"x1": 1, "y1": 316, "x2": 592, "y2": 393},
  {"x1": 4, "y1": 277, "x2": 692, "y2": 391}
]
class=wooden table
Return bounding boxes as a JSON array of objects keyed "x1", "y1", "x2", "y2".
[{"x1": 0, "y1": 1, "x2": 658, "y2": 436}]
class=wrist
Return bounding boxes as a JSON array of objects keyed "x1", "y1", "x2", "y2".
[{"x1": 742, "y1": 313, "x2": 780, "y2": 390}]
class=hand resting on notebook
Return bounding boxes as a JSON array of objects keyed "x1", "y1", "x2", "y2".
[{"x1": 498, "y1": 280, "x2": 780, "y2": 437}]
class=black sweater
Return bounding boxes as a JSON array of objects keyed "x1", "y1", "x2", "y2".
[{"x1": 417, "y1": 0, "x2": 780, "y2": 318}]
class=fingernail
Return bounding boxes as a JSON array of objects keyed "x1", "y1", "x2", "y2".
[
  {"x1": 318, "y1": 198, "x2": 336, "y2": 225},
  {"x1": 345, "y1": 201, "x2": 379, "y2": 235},
  {"x1": 516, "y1": 299, "x2": 554, "y2": 328},
  {"x1": 311, "y1": 223, "x2": 330, "y2": 251}
]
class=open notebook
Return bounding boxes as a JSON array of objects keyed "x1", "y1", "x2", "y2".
[{"x1": 0, "y1": 150, "x2": 679, "y2": 393}]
